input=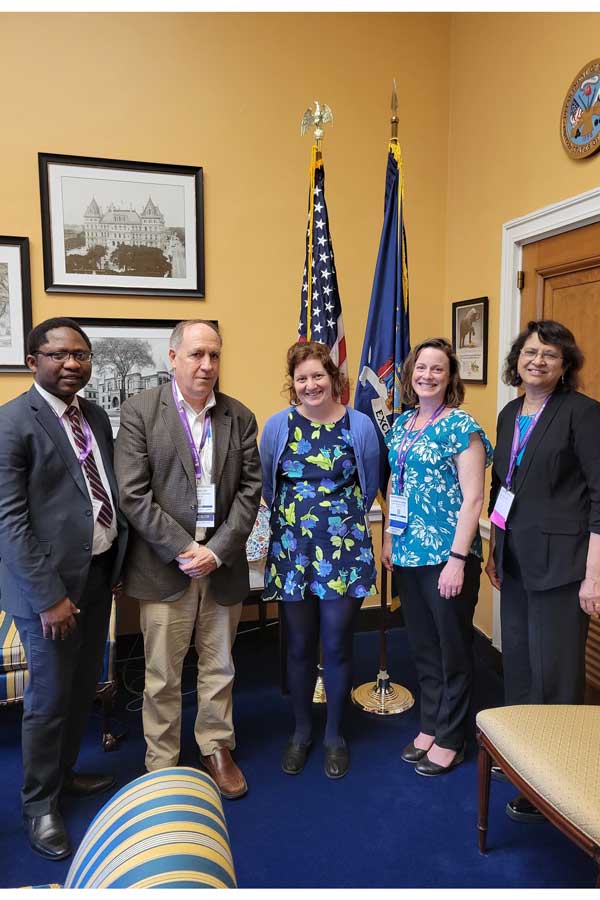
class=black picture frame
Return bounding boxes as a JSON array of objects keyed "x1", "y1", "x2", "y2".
[
  {"x1": 0, "y1": 236, "x2": 33, "y2": 373},
  {"x1": 39, "y1": 152, "x2": 204, "y2": 298},
  {"x1": 75, "y1": 317, "x2": 217, "y2": 435},
  {"x1": 452, "y1": 296, "x2": 489, "y2": 385}
]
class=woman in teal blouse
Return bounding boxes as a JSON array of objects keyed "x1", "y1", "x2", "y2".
[{"x1": 382, "y1": 337, "x2": 492, "y2": 777}]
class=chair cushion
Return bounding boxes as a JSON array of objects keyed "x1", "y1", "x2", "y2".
[
  {"x1": 477, "y1": 705, "x2": 600, "y2": 844},
  {"x1": 0, "y1": 610, "x2": 27, "y2": 674},
  {"x1": 64, "y1": 767, "x2": 236, "y2": 889}
]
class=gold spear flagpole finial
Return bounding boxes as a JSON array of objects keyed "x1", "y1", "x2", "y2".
[
  {"x1": 391, "y1": 79, "x2": 399, "y2": 143},
  {"x1": 300, "y1": 100, "x2": 333, "y2": 155}
]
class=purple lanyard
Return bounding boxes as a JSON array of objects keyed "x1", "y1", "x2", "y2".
[
  {"x1": 505, "y1": 394, "x2": 551, "y2": 490},
  {"x1": 172, "y1": 379, "x2": 212, "y2": 480},
  {"x1": 395, "y1": 402, "x2": 446, "y2": 492},
  {"x1": 59, "y1": 408, "x2": 93, "y2": 464}
]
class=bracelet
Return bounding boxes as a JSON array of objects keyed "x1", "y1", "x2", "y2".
[{"x1": 449, "y1": 550, "x2": 468, "y2": 562}]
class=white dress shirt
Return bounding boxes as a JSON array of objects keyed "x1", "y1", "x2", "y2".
[
  {"x1": 174, "y1": 382, "x2": 221, "y2": 567},
  {"x1": 34, "y1": 383, "x2": 117, "y2": 555}
]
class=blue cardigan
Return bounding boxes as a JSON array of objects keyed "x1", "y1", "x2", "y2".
[{"x1": 260, "y1": 406, "x2": 380, "y2": 512}]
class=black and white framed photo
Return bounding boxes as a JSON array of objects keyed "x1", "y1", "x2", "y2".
[
  {"x1": 39, "y1": 153, "x2": 204, "y2": 297},
  {"x1": 452, "y1": 296, "x2": 488, "y2": 384},
  {"x1": 76, "y1": 318, "x2": 217, "y2": 435},
  {"x1": 0, "y1": 236, "x2": 32, "y2": 373}
]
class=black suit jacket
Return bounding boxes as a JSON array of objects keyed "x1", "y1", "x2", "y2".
[
  {"x1": 489, "y1": 389, "x2": 600, "y2": 591},
  {"x1": 0, "y1": 386, "x2": 128, "y2": 618}
]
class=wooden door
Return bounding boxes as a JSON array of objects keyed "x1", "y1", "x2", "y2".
[{"x1": 521, "y1": 223, "x2": 600, "y2": 697}]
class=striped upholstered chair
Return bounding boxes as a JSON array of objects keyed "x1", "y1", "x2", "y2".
[
  {"x1": 64, "y1": 767, "x2": 236, "y2": 889},
  {"x1": 0, "y1": 599, "x2": 119, "y2": 750}
]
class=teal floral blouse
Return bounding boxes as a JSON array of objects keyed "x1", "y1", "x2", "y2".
[
  {"x1": 385, "y1": 408, "x2": 493, "y2": 567},
  {"x1": 264, "y1": 409, "x2": 377, "y2": 602}
]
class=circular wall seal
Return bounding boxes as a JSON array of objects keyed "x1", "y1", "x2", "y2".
[{"x1": 561, "y1": 58, "x2": 600, "y2": 159}]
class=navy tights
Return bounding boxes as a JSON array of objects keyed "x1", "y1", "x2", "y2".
[{"x1": 281, "y1": 594, "x2": 363, "y2": 748}]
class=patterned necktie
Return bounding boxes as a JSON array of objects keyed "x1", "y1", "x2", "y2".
[{"x1": 65, "y1": 405, "x2": 113, "y2": 528}]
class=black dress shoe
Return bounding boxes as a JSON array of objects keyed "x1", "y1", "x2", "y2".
[
  {"x1": 491, "y1": 764, "x2": 509, "y2": 783},
  {"x1": 324, "y1": 740, "x2": 349, "y2": 779},
  {"x1": 62, "y1": 771, "x2": 116, "y2": 797},
  {"x1": 282, "y1": 739, "x2": 312, "y2": 775},
  {"x1": 415, "y1": 744, "x2": 466, "y2": 777},
  {"x1": 24, "y1": 811, "x2": 71, "y2": 860},
  {"x1": 506, "y1": 795, "x2": 545, "y2": 823},
  {"x1": 401, "y1": 741, "x2": 429, "y2": 764}
]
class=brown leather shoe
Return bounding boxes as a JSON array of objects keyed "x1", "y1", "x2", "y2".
[{"x1": 201, "y1": 748, "x2": 247, "y2": 799}]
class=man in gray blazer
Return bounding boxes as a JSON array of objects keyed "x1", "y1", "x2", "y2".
[
  {"x1": 115, "y1": 320, "x2": 261, "y2": 799},
  {"x1": 0, "y1": 317, "x2": 128, "y2": 860}
]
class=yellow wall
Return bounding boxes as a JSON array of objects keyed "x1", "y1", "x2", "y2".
[
  {"x1": 6, "y1": 11, "x2": 600, "y2": 637},
  {"x1": 0, "y1": 11, "x2": 450, "y2": 424},
  {"x1": 446, "y1": 12, "x2": 600, "y2": 635}
]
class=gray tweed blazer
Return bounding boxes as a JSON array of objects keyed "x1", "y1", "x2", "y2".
[{"x1": 114, "y1": 383, "x2": 262, "y2": 605}]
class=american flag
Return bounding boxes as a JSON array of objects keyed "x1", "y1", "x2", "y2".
[{"x1": 298, "y1": 147, "x2": 349, "y2": 403}]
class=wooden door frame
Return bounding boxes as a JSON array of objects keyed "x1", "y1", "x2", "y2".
[{"x1": 490, "y1": 186, "x2": 600, "y2": 648}]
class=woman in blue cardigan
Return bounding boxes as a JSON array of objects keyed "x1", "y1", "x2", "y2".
[{"x1": 261, "y1": 342, "x2": 379, "y2": 780}]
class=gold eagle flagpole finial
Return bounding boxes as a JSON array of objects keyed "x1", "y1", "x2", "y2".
[{"x1": 300, "y1": 100, "x2": 333, "y2": 157}]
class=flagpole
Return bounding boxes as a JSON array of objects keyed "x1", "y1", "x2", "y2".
[
  {"x1": 351, "y1": 82, "x2": 414, "y2": 716},
  {"x1": 300, "y1": 101, "x2": 335, "y2": 705}
]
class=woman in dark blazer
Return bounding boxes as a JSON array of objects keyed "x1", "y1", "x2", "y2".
[{"x1": 486, "y1": 319, "x2": 600, "y2": 821}]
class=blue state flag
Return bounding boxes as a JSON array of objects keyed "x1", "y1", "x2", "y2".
[{"x1": 354, "y1": 142, "x2": 410, "y2": 496}]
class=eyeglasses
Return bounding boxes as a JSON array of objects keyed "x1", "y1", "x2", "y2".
[
  {"x1": 520, "y1": 348, "x2": 562, "y2": 362},
  {"x1": 35, "y1": 350, "x2": 93, "y2": 363}
]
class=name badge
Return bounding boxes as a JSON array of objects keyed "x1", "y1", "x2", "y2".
[
  {"x1": 490, "y1": 487, "x2": 515, "y2": 531},
  {"x1": 387, "y1": 493, "x2": 408, "y2": 535},
  {"x1": 196, "y1": 483, "x2": 216, "y2": 529}
]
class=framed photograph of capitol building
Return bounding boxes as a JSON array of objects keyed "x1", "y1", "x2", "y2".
[
  {"x1": 452, "y1": 296, "x2": 488, "y2": 385},
  {"x1": 0, "y1": 236, "x2": 32, "y2": 373},
  {"x1": 39, "y1": 153, "x2": 204, "y2": 297}
]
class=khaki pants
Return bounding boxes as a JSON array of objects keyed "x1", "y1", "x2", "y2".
[{"x1": 139, "y1": 579, "x2": 242, "y2": 770}]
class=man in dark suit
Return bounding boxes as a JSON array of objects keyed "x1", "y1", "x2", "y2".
[
  {"x1": 115, "y1": 320, "x2": 261, "y2": 800},
  {"x1": 0, "y1": 317, "x2": 128, "y2": 860}
]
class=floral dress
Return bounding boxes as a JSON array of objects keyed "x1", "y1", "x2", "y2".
[
  {"x1": 264, "y1": 408, "x2": 377, "y2": 602},
  {"x1": 385, "y1": 408, "x2": 493, "y2": 567}
]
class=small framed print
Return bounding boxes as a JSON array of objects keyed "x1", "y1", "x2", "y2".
[
  {"x1": 0, "y1": 236, "x2": 32, "y2": 373},
  {"x1": 452, "y1": 296, "x2": 488, "y2": 385}
]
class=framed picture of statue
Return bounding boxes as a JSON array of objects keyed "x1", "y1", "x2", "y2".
[
  {"x1": 0, "y1": 236, "x2": 32, "y2": 373},
  {"x1": 452, "y1": 296, "x2": 488, "y2": 384},
  {"x1": 74, "y1": 318, "x2": 218, "y2": 436},
  {"x1": 38, "y1": 153, "x2": 204, "y2": 297}
]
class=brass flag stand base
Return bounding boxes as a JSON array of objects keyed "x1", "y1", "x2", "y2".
[
  {"x1": 352, "y1": 668, "x2": 413, "y2": 715},
  {"x1": 352, "y1": 537, "x2": 413, "y2": 716},
  {"x1": 312, "y1": 662, "x2": 327, "y2": 704}
]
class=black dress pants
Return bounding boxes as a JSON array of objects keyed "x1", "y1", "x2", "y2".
[
  {"x1": 395, "y1": 555, "x2": 481, "y2": 750},
  {"x1": 500, "y1": 535, "x2": 589, "y2": 706},
  {"x1": 13, "y1": 550, "x2": 114, "y2": 817}
]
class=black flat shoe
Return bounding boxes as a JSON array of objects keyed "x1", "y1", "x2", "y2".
[
  {"x1": 491, "y1": 764, "x2": 509, "y2": 783},
  {"x1": 401, "y1": 741, "x2": 430, "y2": 764},
  {"x1": 62, "y1": 771, "x2": 116, "y2": 797},
  {"x1": 24, "y1": 811, "x2": 71, "y2": 860},
  {"x1": 506, "y1": 795, "x2": 545, "y2": 823},
  {"x1": 415, "y1": 744, "x2": 466, "y2": 777},
  {"x1": 281, "y1": 739, "x2": 312, "y2": 775},
  {"x1": 324, "y1": 740, "x2": 349, "y2": 779}
]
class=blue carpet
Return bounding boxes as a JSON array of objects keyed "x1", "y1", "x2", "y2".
[{"x1": 0, "y1": 624, "x2": 596, "y2": 888}]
